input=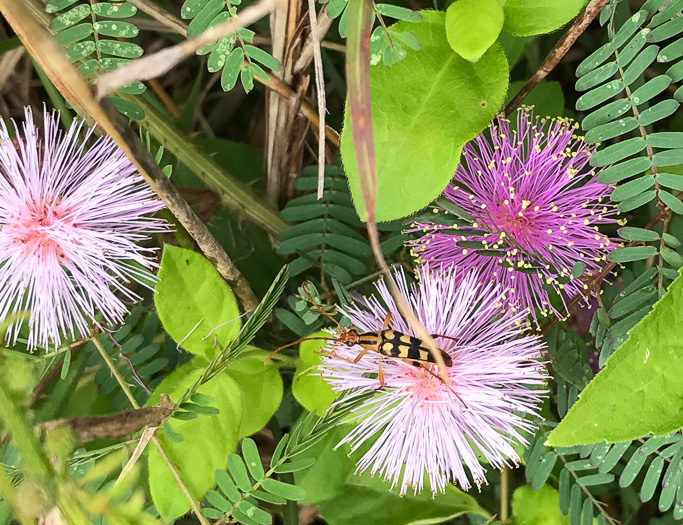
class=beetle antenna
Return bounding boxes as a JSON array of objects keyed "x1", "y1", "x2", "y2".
[
  {"x1": 264, "y1": 336, "x2": 333, "y2": 365},
  {"x1": 300, "y1": 281, "x2": 345, "y2": 330}
]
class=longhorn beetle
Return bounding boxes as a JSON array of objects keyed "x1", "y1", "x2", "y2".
[{"x1": 266, "y1": 283, "x2": 467, "y2": 407}]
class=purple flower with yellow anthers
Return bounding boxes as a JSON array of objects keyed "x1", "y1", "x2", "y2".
[
  {"x1": 409, "y1": 108, "x2": 620, "y2": 325},
  {"x1": 0, "y1": 107, "x2": 167, "y2": 351},
  {"x1": 319, "y1": 266, "x2": 548, "y2": 495}
]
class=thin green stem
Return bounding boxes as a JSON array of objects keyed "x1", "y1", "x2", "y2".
[
  {"x1": 91, "y1": 336, "x2": 210, "y2": 525},
  {"x1": 92, "y1": 336, "x2": 138, "y2": 408}
]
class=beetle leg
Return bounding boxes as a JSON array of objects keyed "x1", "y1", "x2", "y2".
[
  {"x1": 374, "y1": 355, "x2": 385, "y2": 390},
  {"x1": 352, "y1": 347, "x2": 371, "y2": 363}
]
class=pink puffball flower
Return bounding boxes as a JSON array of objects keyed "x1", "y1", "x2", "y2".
[
  {"x1": 0, "y1": 107, "x2": 167, "y2": 351},
  {"x1": 319, "y1": 266, "x2": 548, "y2": 495},
  {"x1": 409, "y1": 107, "x2": 619, "y2": 325}
]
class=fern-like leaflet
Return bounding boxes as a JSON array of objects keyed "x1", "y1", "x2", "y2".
[
  {"x1": 46, "y1": 0, "x2": 147, "y2": 119},
  {"x1": 576, "y1": 0, "x2": 683, "y2": 291},
  {"x1": 180, "y1": 0, "x2": 282, "y2": 92}
]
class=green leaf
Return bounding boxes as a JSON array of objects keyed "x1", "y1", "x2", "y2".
[
  {"x1": 46, "y1": 0, "x2": 80, "y2": 14},
  {"x1": 97, "y1": 40, "x2": 143, "y2": 58},
  {"x1": 512, "y1": 485, "x2": 570, "y2": 525},
  {"x1": 91, "y1": 2, "x2": 137, "y2": 17},
  {"x1": 617, "y1": 226, "x2": 659, "y2": 242},
  {"x1": 66, "y1": 40, "x2": 95, "y2": 61},
  {"x1": 618, "y1": 190, "x2": 656, "y2": 212},
  {"x1": 243, "y1": 45, "x2": 282, "y2": 71},
  {"x1": 612, "y1": 10, "x2": 648, "y2": 48},
  {"x1": 316, "y1": 470, "x2": 487, "y2": 525},
  {"x1": 50, "y1": 4, "x2": 90, "y2": 31},
  {"x1": 576, "y1": 41, "x2": 614, "y2": 78},
  {"x1": 107, "y1": 96, "x2": 145, "y2": 120},
  {"x1": 609, "y1": 285, "x2": 656, "y2": 318},
  {"x1": 340, "y1": 11, "x2": 508, "y2": 222},
  {"x1": 502, "y1": 0, "x2": 587, "y2": 37},
  {"x1": 54, "y1": 23, "x2": 93, "y2": 46},
  {"x1": 546, "y1": 270, "x2": 683, "y2": 446},
  {"x1": 445, "y1": 0, "x2": 504, "y2": 62},
  {"x1": 589, "y1": 137, "x2": 646, "y2": 167},
  {"x1": 631, "y1": 75, "x2": 672, "y2": 105},
  {"x1": 641, "y1": 456, "x2": 665, "y2": 502},
  {"x1": 227, "y1": 454, "x2": 251, "y2": 492},
  {"x1": 610, "y1": 175, "x2": 654, "y2": 201},
  {"x1": 656, "y1": 172, "x2": 683, "y2": 191},
  {"x1": 292, "y1": 333, "x2": 336, "y2": 414},
  {"x1": 646, "y1": 132, "x2": 683, "y2": 149},
  {"x1": 576, "y1": 473, "x2": 615, "y2": 486},
  {"x1": 149, "y1": 369, "x2": 243, "y2": 521},
  {"x1": 374, "y1": 4, "x2": 421, "y2": 22},
  {"x1": 225, "y1": 349, "x2": 283, "y2": 438},
  {"x1": 622, "y1": 45, "x2": 658, "y2": 85},
  {"x1": 598, "y1": 157, "x2": 652, "y2": 184},
  {"x1": 242, "y1": 438, "x2": 265, "y2": 480},
  {"x1": 241, "y1": 65, "x2": 255, "y2": 93},
  {"x1": 155, "y1": 245, "x2": 241, "y2": 358},
  {"x1": 608, "y1": 246, "x2": 658, "y2": 264},
  {"x1": 575, "y1": 62, "x2": 618, "y2": 92},
  {"x1": 660, "y1": 246, "x2": 683, "y2": 268},
  {"x1": 582, "y1": 99, "x2": 632, "y2": 130},
  {"x1": 585, "y1": 117, "x2": 638, "y2": 143},
  {"x1": 261, "y1": 478, "x2": 307, "y2": 501},
  {"x1": 639, "y1": 99, "x2": 679, "y2": 127},
  {"x1": 187, "y1": 0, "x2": 224, "y2": 37},
  {"x1": 94, "y1": 20, "x2": 139, "y2": 38},
  {"x1": 653, "y1": 148, "x2": 683, "y2": 167},
  {"x1": 222, "y1": 48, "x2": 244, "y2": 91},
  {"x1": 659, "y1": 189, "x2": 683, "y2": 215},
  {"x1": 216, "y1": 470, "x2": 241, "y2": 502},
  {"x1": 576, "y1": 80, "x2": 625, "y2": 111},
  {"x1": 182, "y1": 0, "x2": 211, "y2": 19}
]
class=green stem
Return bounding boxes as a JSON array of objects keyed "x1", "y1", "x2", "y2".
[{"x1": 91, "y1": 337, "x2": 211, "y2": 525}]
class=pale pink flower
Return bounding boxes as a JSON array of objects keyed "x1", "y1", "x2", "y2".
[
  {"x1": 319, "y1": 266, "x2": 548, "y2": 495},
  {"x1": 0, "y1": 107, "x2": 166, "y2": 350}
]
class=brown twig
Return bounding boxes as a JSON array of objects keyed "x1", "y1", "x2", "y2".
[{"x1": 504, "y1": 0, "x2": 612, "y2": 117}]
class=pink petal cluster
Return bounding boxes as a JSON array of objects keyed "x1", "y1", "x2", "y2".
[
  {"x1": 0, "y1": 108, "x2": 167, "y2": 350},
  {"x1": 319, "y1": 266, "x2": 548, "y2": 495},
  {"x1": 410, "y1": 108, "x2": 619, "y2": 325}
]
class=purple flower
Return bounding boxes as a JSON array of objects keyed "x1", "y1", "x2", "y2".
[
  {"x1": 0, "y1": 107, "x2": 167, "y2": 351},
  {"x1": 409, "y1": 108, "x2": 619, "y2": 325},
  {"x1": 319, "y1": 266, "x2": 547, "y2": 495}
]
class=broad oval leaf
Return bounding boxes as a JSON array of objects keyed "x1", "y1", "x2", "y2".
[
  {"x1": 155, "y1": 245, "x2": 241, "y2": 358},
  {"x1": 340, "y1": 11, "x2": 508, "y2": 222},
  {"x1": 292, "y1": 333, "x2": 336, "y2": 414},
  {"x1": 148, "y1": 367, "x2": 243, "y2": 521},
  {"x1": 225, "y1": 348, "x2": 284, "y2": 438},
  {"x1": 547, "y1": 270, "x2": 683, "y2": 446},
  {"x1": 445, "y1": 0, "x2": 504, "y2": 62},
  {"x1": 502, "y1": 0, "x2": 586, "y2": 37}
]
